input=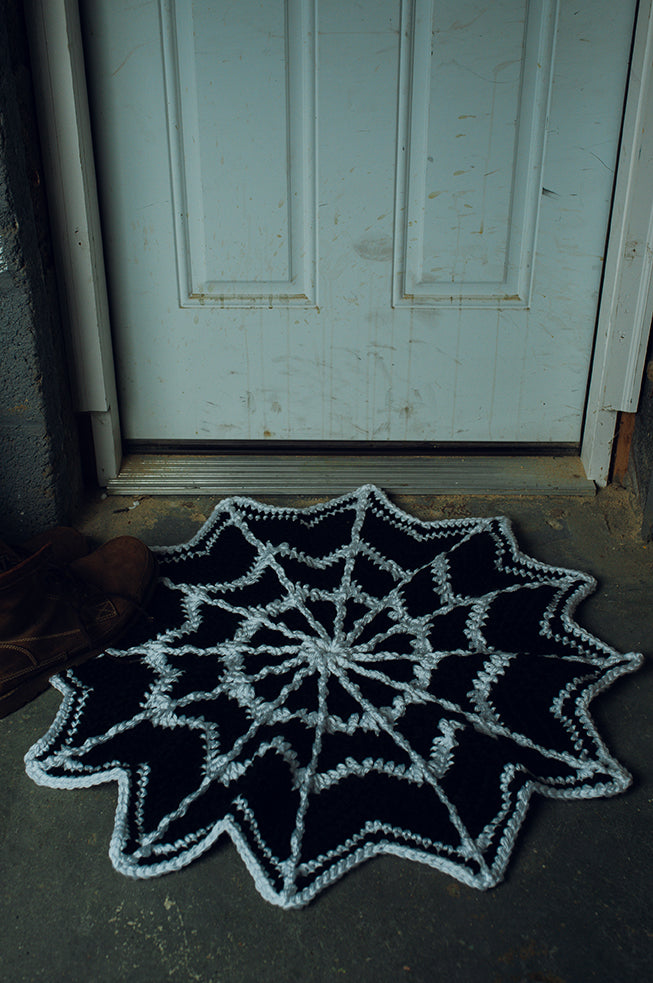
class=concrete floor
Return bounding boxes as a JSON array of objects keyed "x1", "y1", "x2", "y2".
[{"x1": 1, "y1": 486, "x2": 651, "y2": 983}]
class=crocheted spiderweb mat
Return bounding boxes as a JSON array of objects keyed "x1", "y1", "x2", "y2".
[{"x1": 26, "y1": 485, "x2": 642, "y2": 908}]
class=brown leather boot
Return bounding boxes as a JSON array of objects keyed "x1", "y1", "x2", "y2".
[
  {"x1": 0, "y1": 527, "x2": 89, "y2": 572},
  {"x1": 0, "y1": 537, "x2": 156, "y2": 718},
  {"x1": 20, "y1": 527, "x2": 89, "y2": 565}
]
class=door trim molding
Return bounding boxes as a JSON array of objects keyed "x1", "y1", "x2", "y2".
[
  {"x1": 25, "y1": 0, "x2": 652, "y2": 486},
  {"x1": 581, "y1": 0, "x2": 653, "y2": 485},
  {"x1": 24, "y1": 0, "x2": 122, "y2": 483}
]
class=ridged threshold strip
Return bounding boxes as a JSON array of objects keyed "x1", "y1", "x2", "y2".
[{"x1": 106, "y1": 455, "x2": 595, "y2": 497}]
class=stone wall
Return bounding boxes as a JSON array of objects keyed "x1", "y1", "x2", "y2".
[{"x1": 0, "y1": 1, "x2": 83, "y2": 541}]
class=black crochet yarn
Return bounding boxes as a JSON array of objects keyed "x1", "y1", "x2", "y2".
[{"x1": 25, "y1": 486, "x2": 642, "y2": 907}]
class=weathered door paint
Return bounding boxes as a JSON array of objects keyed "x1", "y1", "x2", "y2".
[{"x1": 80, "y1": 0, "x2": 636, "y2": 444}]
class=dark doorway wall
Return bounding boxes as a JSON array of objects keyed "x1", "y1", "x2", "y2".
[
  {"x1": 0, "y1": 1, "x2": 83, "y2": 541},
  {"x1": 630, "y1": 332, "x2": 653, "y2": 539}
]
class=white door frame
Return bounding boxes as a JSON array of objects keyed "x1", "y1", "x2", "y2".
[
  {"x1": 24, "y1": 0, "x2": 122, "y2": 484},
  {"x1": 24, "y1": 0, "x2": 653, "y2": 486},
  {"x1": 580, "y1": 0, "x2": 653, "y2": 483}
]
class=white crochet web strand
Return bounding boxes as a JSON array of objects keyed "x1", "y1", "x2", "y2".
[{"x1": 25, "y1": 485, "x2": 643, "y2": 908}]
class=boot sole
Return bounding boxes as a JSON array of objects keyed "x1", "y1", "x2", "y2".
[{"x1": 0, "y1": 556, "x2": 159, "y2": 720}]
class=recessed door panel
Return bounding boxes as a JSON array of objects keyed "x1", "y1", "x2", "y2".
[{"x1": 80, "y1": 0, "x2": 636, "y2": 443}]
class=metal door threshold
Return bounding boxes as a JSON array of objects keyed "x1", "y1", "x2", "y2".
[{"x1": 106, "y1": 455, "x2": 595, "y2": 497}]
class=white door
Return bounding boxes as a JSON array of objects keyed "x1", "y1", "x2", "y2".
[{"x1": 79, "y1": 0, "x2": 636, "y2": 446}]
